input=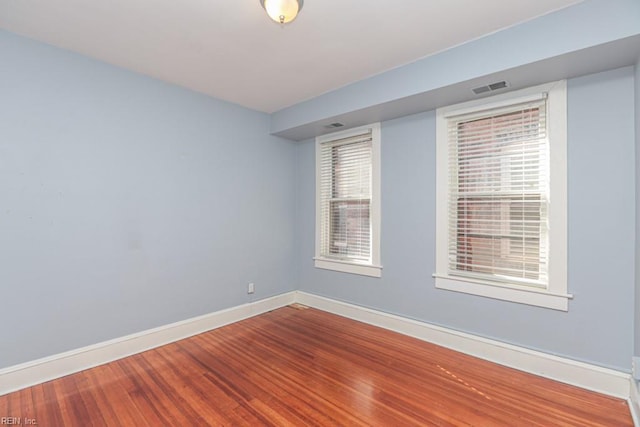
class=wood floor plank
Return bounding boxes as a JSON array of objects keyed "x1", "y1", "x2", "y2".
[{"x1": 0, "y1": 306, "x2": 633, "y2": 426}]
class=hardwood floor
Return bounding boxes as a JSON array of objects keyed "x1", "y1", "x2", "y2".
[{"x1": 0, "y1": 305, "x2": 633, "y2": 426}]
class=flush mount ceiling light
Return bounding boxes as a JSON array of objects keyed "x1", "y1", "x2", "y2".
[{"x1": 260, "y1": 0, "x2": 304, "y2": 24}]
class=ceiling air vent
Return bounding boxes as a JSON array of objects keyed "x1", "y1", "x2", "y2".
[
  {"x1": 472, "y1": 80, "x2": 509, "y2": 95},
  {"x1": 325, "y1": 122, "x2": 345, "y2": 129}
]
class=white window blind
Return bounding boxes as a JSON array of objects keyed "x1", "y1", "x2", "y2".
[
  {"x1": 447, "y1": 97, "x2": 549, "y2": 287},
  {"x1": 319, "y1": 131, "x2": 372, "y2": 263}
]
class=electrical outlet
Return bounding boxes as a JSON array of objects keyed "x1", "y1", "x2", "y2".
[{"x1": 247, "y1": 282, "x2": 255, "y2": 294}]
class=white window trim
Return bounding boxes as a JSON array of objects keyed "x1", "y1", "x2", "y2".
[
  {"x1": 434, "y1": 80, "x2": 571, "y2": 311},
  {"x1": 314, "y1": 123, "x2": 382, "y2": 278}
]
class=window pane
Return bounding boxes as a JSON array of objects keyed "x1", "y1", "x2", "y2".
[
  {"x1": 330, "y1": 200, "x2": 370, "y2": 260},
  {"x1": 332, "y1": 142, "x2": 371, "y2": 199},
  {"x1": 453, "y1": 196, "x2": 544, "y2": 282},
  {"x1": 449, "y1": 103, "x2": 549, "y2": 286}
]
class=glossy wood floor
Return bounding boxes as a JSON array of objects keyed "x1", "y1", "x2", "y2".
[{"x1": 0, "y1": 306, "x2": 633, "y2": 426}]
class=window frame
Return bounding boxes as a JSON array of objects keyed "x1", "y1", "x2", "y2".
[
  {"x1": 314, "y1": 123, "x2": 382, "y2": 278},
  {"x1": 434, "y1": 81, "x2": 571, "y2": 311}
]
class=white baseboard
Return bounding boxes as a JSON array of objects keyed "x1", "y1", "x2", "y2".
[
  {"x1": 0, "y1": 289, "x2": 632, "y2": 404},
  {"x1": 630, "y1": 379, "x2": 640, "y2": 426},
  {"x1": 0, "y1": 292, "x2": 295, "y2": 397},
  {"x1": 295, "y1": 291, "x2": 631, "y2": 399}
]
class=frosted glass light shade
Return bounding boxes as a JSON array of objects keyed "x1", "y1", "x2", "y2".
[{"x1": 260, "y1": 0, "x2": 304, "y2": 24}]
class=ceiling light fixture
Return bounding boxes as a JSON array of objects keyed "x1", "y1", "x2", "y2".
[{"x1": 260, "y1": 0, "x2": 304, "y2": 24}]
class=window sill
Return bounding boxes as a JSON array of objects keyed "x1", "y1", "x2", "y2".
[
  {"x1": 433, "y1": 274, "x2": 572, "y2": 311},
  {"x1": 314, "y1": 258, "x2": 382, "y2": 278}
]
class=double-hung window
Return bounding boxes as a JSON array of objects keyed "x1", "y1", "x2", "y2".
[
  {"x1": 315, "y1": 123, "x2": 381, "y2": 277},
  {"x1": 434, "y1": 81, "x2": 570, "y2": 310}
]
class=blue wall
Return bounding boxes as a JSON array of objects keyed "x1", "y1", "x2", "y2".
[
  {"x1": 636, "y1": 57, "x2": 640, "y2": 359},
  {"x1": 295, "y1": 67, "x2": 636, "y2": 371},
  {"x1": 0, "y1": 31, "x2": 296, "y2": 368}
]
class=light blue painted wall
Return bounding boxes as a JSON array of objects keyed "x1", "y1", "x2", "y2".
[
  {"x1": 273, "y1": 0, "x2": 640, "y2": 135},
  {"x1": 295, "y1": 67, "x2": 636, "y2": 371},
  {"x1": 636, "y1": 57, "x2": 640, "y2": 358},
  {"x1": 0, "y1": 31, "x2": 296, "y2": 369}
]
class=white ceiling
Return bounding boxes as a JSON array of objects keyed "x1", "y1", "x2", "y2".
[{"x1": 0, "y1": 0, "x2": 582, "y2": 113}]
